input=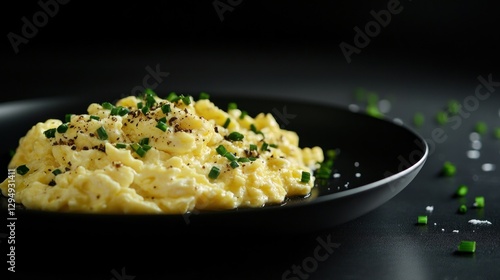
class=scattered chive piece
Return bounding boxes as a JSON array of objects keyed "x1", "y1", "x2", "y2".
[
  {"x1": 216, "y1": 145, "x2": 227, "y2": 156},
  {"x1": 230, "y1": 161, "x2": 239, "y2": 169},
  {"x1": 118, "y1": 107, "x2": 130, "y2": 116},
  {"x1": 141, "y1": 144, "x2": 152, "y2": 151},
  {"x1": 156, "y1": 121, "x2": 168, "y2": 132},
  {"x1": 495, "y1": 128, "x2": 500, "y2": 139},
  {"x1": 239, "y1": 111, "x2": 248, "y2": 119},
  {"x1": 441, "y1": 161, "x2": 456, "y2": 177},
  {"x1": 43, "y1": 128, "x2": 56, "y2": 138},
  {"x1": 475, "y1": 121, "x2": 488, "y2": 135},
  {"x1": 224, "y1": 152, "x2": 237, "y2": 161},
  {"x1": 413, "y1": 112, "x2": 425, "y2": 128},
  {"x1": 145, "y1": 95, "x2": 156, "y2": 108},
  {"x1": 9, "y1": 149, "x2": 15, "y2": 158},
  {"x1": 102, "y1": 102, "x2": 114, "y2": 110},
  {"x1": 228, "y1": 102, "x2": 238, "y2": 110},
  {"x1": 367, "y1": 92, "x2": 378, "y2": 106},
  {"x1": 457, "y1": 241, "x2": 476, "y2": 253},
  {"x1": 260, "y1": 142, "x2": 269, "y2": 151},
  {"x1": 181, "y1": 95, "x2": 191, "y2": 105},
  {"x1": 458, "y1": 204, "x2": 467, "y2": 214},
  {"x1": 354, "y1": 87, "x2": 366, "y2": 102},
  {"x1": 237, "y1": 157, "x2": 250, "y2": 163},
  {"x1": 227, "y1": 131, "x2": 244, "y2": 141},
  {"x1": 456, "y1": 185, "x2": 468, "y2": 197},
  {"x1": 223, "y1": 118, "x2": 231, "y2": 128},
  {"x1": 57, "y1": 123, "x2": 68, "y2": 133},
  {"x1": 158, "y1": 116, "x2": 167, "y2": 123},
  {"x1": 115, "y1": 143, "x2": 127, "y2": 149},
  {"x1": 417, "y1": 215, "x2": 428, "y2": 225},
  {"x1": 139, "y1": 138, "x2": 149, "y2": 145},
  {"x1": 52, "y1": 169, "x2": 62, "y2": 176},
  {"x1": 248, "y1": 157, "x2": 257, "y2": 161},
  {"x1": 269, "y1": 144, "x2": 278, "y2": 148},
  {"x1": 199, "y1": 92, "x2": 210, "y2": 100},
  {"x1": 208, "y1": 166, "x2": 220, "y2": 179},
  {"x1": 143, "y1": 88, "x2": 156, "y2": 97},
  {"x1": 166, "y1": 92, "x2": 180, "y2": 102},
  {"x1": 436, "y1": 111, "x2": 448, "y2": 125},
  {"x1": 141, "y1": 106, "x2": 149, "y2": 114},
  {"x1": 131, "y1": 143, "x2": 146, "y2": 157},
  {"x1": 474, "y1": 196, "x2": 485, "y2": 208},
  {"x1": 110, "y1": 107, "x2": 120, "y2": 116},
  {"x1": 65, "y1": 114, "x2": 73, "y2": 123},
  {"x1": 90, "y1": 115, "x2": 100, "y2": 121},
  {"x1": 161, "y1": 104, "x2": 171, "y2": 114},
  {"x1": 137, "y1": 102, "x2": 143, "y2": 109},
  {"x1": 300, "y1": 171, "x2": 311, "y2": 183},
  {"x1": 447, "y1": 100, "x2": 460, "y2": 115},
  {"x1": 366, "y1": 104, "x2": 383, "y2": 118},
  {"x1": 96, "y1": 126, "x2": 108, "y2": 140},
  {"x1": 249, "y1": 144, "x2": 257, "y2": 151},
  {"x1": 16, "y1": 165, "x2": 29, "y2": 175}
]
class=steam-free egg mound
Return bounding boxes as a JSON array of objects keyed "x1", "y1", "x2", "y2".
[{"x1": 0, "y1": 93, "x2": 324, "y2": 214}]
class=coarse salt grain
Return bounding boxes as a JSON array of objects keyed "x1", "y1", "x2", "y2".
[
  {"x1": 426, "y1": 206, "x2": 434, "y2": 212},
  {"x1": 468, "y1": 219, "x2": 492, "y2": 225}
]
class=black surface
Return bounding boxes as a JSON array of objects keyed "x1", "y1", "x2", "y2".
[{"x1": 2, "y1": 1, "x2": 500, "y2": 279}]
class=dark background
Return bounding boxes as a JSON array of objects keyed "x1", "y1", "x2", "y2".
[{"x1": 2, "y1": 0, "x2": 500, "y2": 103}]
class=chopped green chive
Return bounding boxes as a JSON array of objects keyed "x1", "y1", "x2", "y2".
[
  {"x1": 300, "y1": 171, "x2": 311, "y2": 183},
  {"x1": 413, "y1": 112, "x2": 425, "y2": 128},
  {"x1": 417, "y1": 215, "x2": 428, "y2": 225},
  {"x1": 16, "y1": 165, "x2": 29, "y2": 175},
  {"x1": 65, "y1": 114, "x2": 73, "y2": 123},
  {"x1": 224, "y1": 152, "x2": 237, "y2": 161},
  {"x1": 110, "y1": 107, "x2": 120, "y2": 116},
  {"x1": 260, "y1": 142, "x2": 269, "y2": 151},
  {"x1": 118, "y1": 107, "x2": 129, "y2": 116},
  {"x1": 141, "y1": 106, "x2": 149, "y2": 114},
  {"x1": 181, "y1": 95, "x2": 191, "y2": 105},
  {"x1": 227, "y1": 131, "x2": 244, "y2": 141},
  {"x1": 156, "y1": 121, "x2": 168, "y2": 132},
  {"x1": 145, "y1": 95, "x2": 156, "y2": 108},
  {"x1": 458, "y1": 204, "x2": 467, "y2": 214},
  {"x1": 456, "y1": 185, "x2": 468, "y2": 197},
  {"x1": 57, "y1": 123, "x2": 68, "y2": 133},
  {"x1": 230, "y1": 161, "x2": 239, "y2": 169},
  {"x1": 137, "y1": 102, "x2": 143, "y2": 109},
  {"x1": 216, "y1": 145, "x2": 228, "y2": 156},
  {"x1": 228, "y1": 102, "x2": 237, "y2": 110},
  {"x1": 448, "y1": 100, "x2": 460, "y2": 115},
  {"x1": 475, "y1": 121, "x2": 488, "y2": 135},
  {"x1": 139, "y1": 138, "x2": 149, "y2": 145},
  {"x1": 9, "y1": 149, "x2": 15, "y2": 158},
  {"x1": 239, "y1": 111, "x2": 248, "y2": 119},
  {"x1": 354, "y1": 87, "x2": 366, "y2": 102},
  {"x1": 143, "y1": 88, "x2": 156, "y2": 97},
  {"x1": 269, "y1": 144, "x2": 278, "y2": 148},
  {"x1": 96, "y1": 126, "x2": 108, "y2": 140},
  {"x1": 166, "y1": 92, "x2": 180, "y2": 102},
  {"x1": 495, "y1": 127, "x2": 500, "y2": 139},
  {"x1": 208, "y1": 166, "x2": 220, "y2": 179},
  {"x1": 131, "y1": 143, "x2": 147, "y2": 157},
  {"x1": 102, "y1": 102, "x2": 114, "y2": 110},
  {"x1": 115, "y1": 143, "x2": 127, "y2": 149},
  {"x1": 474, "y1": 196, "x2": 485, "y2": 208},
  {"x1": 141, "y1": 144, "x2": 152, "y2": 151},
  {"x1": 436, "y1": 111, "x2": 448, "y2": 125},
  {"x1": 199, "y1": 92, "x2": 210, "y2": 100},
  {"x1": 52, "y1": 169, "x2": 62, "y2": 176},
  {"x1": 250, "y1": 124, "x2": 263, "y2": 136},
  {"x1": 223, "y1": 118, "x2": 231, "y2": 128},
  {"x1": 366, "y1": 104, "x2": 383, "y2": 118},
  {"x1": 161, "y1": 104, "x2": 171, "y2": 114},
  {"x1": 237, "y1": 157, "x2": 251, "y2": 163},
  {"x1": 326, "y1": 149, "x2": 336, "y2": 159},
  {"x1": 367, "y1": 92, "x2": 378, "y2": 106},
  {"x1": 249, "y1": 144, "x2": 257, "y2": 151},
  {"x1": 457, "y1": 241, "x2": 476, "y2": 253},
  {"x1": 248, "y1": 157, "x2": 257, "y2": 161},
  {"x1": 90, "y1": 115, "x2": 100, "y2": 121},
  {"x1": 43, "y1": 128, "x2": 56, "y2": 138},
  {"x1": 441, "y1": 161, "x2": 456, "y2": 177}
]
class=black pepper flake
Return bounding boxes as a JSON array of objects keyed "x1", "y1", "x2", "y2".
[
  {"x1": 168, "y1": 117, "x2": 178, "y2": 126},
  {"x1": 214, "y1": 127, "x2": 219, "y2": 133},
  {"x1": 68, "y1": 161, "x2": 72, "y2": 166},
  {"x1": 89, "y1": 133, "x2": 95, "y2": 137},
  {"x1": 71, "y1": 146, "x2": 76, "y2": 150},
  {"x1": 48, "y1": 180, "x2": 56, "y2": 187},
  {"x1": 65, "y1": 167, "x2": 70, "y2": 171},
  {"x1": 83, "y1": 146, "x2": 89, "y2": 150}
]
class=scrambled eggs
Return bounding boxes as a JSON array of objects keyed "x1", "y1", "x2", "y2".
[{"x1": 0, "y1": 92, "x2": 324, "y2": 214}]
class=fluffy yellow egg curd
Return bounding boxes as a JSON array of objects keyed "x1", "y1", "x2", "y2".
[{"x1": 0, "y1": 92, "x2": 324, "y2": 214}]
